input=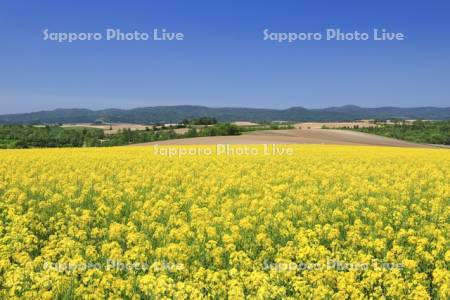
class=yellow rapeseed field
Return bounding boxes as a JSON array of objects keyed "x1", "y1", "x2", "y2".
[{"x1": 0, "y1": 145, "x2": 449, "y2": 299}]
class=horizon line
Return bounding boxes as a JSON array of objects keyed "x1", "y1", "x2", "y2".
[{"x1": 2, "y1": 104, "x2": 450, "y2": 116}]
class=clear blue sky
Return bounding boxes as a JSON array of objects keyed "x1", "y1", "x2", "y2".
[{"x1": 0, "y1": 0, "x2": 449, "y2": 114}]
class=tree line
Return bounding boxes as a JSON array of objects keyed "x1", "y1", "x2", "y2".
[
  {"x1": 0, "y1": 123, "x2": 242, "y2": 148},
  {"x1": 0, "y1": 121, "x2": 297, "y2": 149},
  {"x1": 0, "y1": 125, "x2": 105, "y2": 148},
  {"x1": 350, "y1": 120, "x2": 450, "y2": 145}
]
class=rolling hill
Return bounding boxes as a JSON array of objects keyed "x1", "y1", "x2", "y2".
[{"x1": 0, "y1": 105, "x2": 449, "y2": 124}]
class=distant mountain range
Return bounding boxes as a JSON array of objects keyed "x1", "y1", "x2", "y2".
[{"x1": 0, "y1": 105, "x2": 449, "y2": 124}]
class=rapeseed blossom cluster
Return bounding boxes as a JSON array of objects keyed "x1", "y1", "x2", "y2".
[{"x1": 0, "y1": 145, "x2": 449, "y2": 299}]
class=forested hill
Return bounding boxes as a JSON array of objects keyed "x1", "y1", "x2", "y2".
[{"x1": 0, "y1": 105, "x2": 449, "y2": 124}]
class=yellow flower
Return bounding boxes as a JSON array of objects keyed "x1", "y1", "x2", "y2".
[{"x1": 0, "y1": 145, "x2": 448, "y2": 298}]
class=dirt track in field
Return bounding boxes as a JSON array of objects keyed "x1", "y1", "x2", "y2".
[{"x1": 131, "y1": 129, "x2": 434, "y2": 148}]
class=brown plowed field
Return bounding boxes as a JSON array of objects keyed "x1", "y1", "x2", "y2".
[{"x1": 131, "y1": 129, "x2": 433, "y2": 148}]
